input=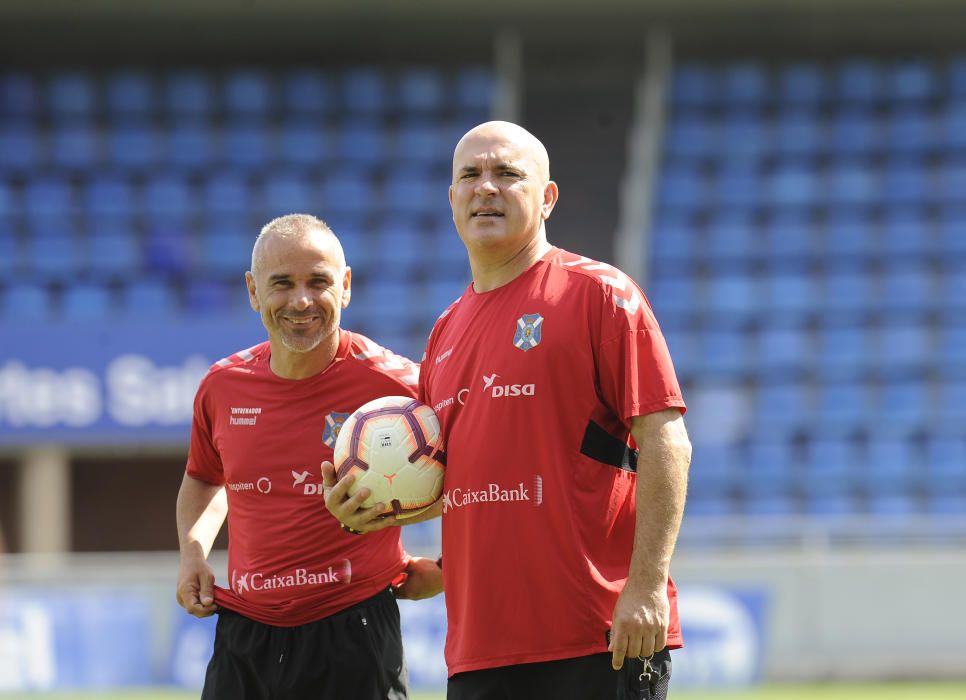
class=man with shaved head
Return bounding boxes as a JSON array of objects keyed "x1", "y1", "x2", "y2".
[
  {"x1": 176, "y1": 214, "x2": 441, "y2": 700},
  {"x1": 331, "y1": 122, "x2": 691, "y2": 698}
]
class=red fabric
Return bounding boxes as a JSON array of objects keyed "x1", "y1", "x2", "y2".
[
  {"x1": 187, "y1": 330, "x2": 419, "y2": 626},
  {"x1": 420, "y1": 248, "x2": 686, "y2": 675}
]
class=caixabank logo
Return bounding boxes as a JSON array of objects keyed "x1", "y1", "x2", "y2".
[
  {"x1": 442, "y1": 476, "x2": 544, "y2": 513},
  {"x1": 231, "y1": 559, "x2": 352, "y2": 595}
]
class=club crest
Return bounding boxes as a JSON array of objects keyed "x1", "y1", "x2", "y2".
[
  {"x1": 513, "y1": 313, "x2": 544, "y2": 352},
  {"x1": 323, "y1": 411, "x2": 350, "y2": 448}
]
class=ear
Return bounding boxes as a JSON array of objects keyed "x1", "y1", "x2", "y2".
[
  {"x1": 341, "y1": 266, "x2": 352, "y2": 309},
  {"x1": 541, "y1": 180, "x2": 559, "y2": 220},
  {"x1": 448, "y1": 184, "x2": 455, "y2": 211},
  {"x1": 245, "y1": 271, "x2": 259, "y2": 312}
]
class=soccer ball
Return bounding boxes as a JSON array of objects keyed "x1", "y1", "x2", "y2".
[{"x1": 333, "y1": 395, "x2": 444, "y2": 519}]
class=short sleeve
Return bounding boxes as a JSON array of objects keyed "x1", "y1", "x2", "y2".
[
  {"x1": 185, "y1": 379, "x2": 225, "y2": 485},
  {"x1": 597, "y1": 287, "x2": 686, "y2": 423}
]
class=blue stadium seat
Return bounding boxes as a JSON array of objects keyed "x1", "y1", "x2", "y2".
[
  {"x1": 938, "y1": 327, "x2": 966, "y2": 378},
  {"x1": 1, "y1": 284, "x2": 51, "y2": 320},
  {"x1": 768, "y1": 160, "x2": 821, "y2": 208},
  {"x1": 742, "y1": 493, "x2": 798, "y2": 517},
  {"x1": 223, "y1": 122, "x2": 272, "y2": 169},
  {"x1": 889, "y1": 60, "x2": 939, "y2": 102},
  {"x1": 352, "y1": 277, "x2": 416, "y2": 335},
  {"x1": 84, "y1": 175, "x2": 136, "y2": 218},
  {"x1": 814, "y1": 379, "x2": 871, "y2": 423},
  {"x1": 948, "y1": 56, "x2": 966, "y2": 97},
  {"x1": 261, "y1": 172, "x2": 315, "y2": 216},
  {"x1": 835, "y1": 60, "x2": 886, "y2": 104},
  {"x1": 882, "y1": 159, "x2": 931, "y2": 206},
  {"x1": 283, "y1": 69, "x2": 333, "y2": 116},
  {"x1": 936, "y1": 208, "x2": 966, "y2": 257},
  {"x1": 880, "y1": 264, "x2": 935, "y2": 314},
  {"x1": 685, "y1": 494, "x2": 737, "y2": 518},
  {"x1": 937, "y1": 378, "x2": 966, "y2": 424},
  {"x1": 664, "y1": 115, "x2": 716, "y2": 160},
  {"x1": 371, "y1": 218, "x2": 424, "y2": 279},
  {"x1": 941, "y1": 102, "x2": 966, "y2": 153},
  {"x1": 50, "y1": 124, "x2": 100, "y2": 171},
  {"x1": 717, "y1": 110, "x2": 768, "y2": 162},
  {"x1": 200, "y1": 230, "x2": 253, "y2": 276},
  {"x1": 804, "y1": 493, "x2": 857, "y2": 517},
  {"x1": 143, "y1": 174, "x2": 196, "y2": 218},
  {"x1": 885, "y1": 108, "x2": 936, "y2": 154},
  {"x1": 802, "y1": 436, "x2": 860, "y2": 497},
  {"x1": 0, "y1": 181, "x2": 17, "y2": 220},
  {"x1": 337, "y1": 123, "x2": 388, "y2": 167},
  {"x1": 875, "y1": 322, "x2": 933, "y2": 375},
  {"x1": 0, "y1": 73, "x2": 39, "y2": 117},
  {"x1": 762, "y1": 214, "x2": 818, "y2": 264},
  {"x1": 693, "y1": 328, "x2": 749, "y2": 377},
  {"x1": 320, "y1": 170, "x2": 374, "y2": 215},
  {"x1": 925, "y1": 494, "x2": 966, "y2": 515},
  {"x1": 671, "y1": 64, "x2": 717, "y2": 108},
  {"x1": 185, "y1": 280, "x2": 236, "y2": 314},
  {"x1": 399, "y1": 68, "x2": 445, "y2": 113},
  {"x1": 343, "y1": 68, "x2": 388, "y2": 115},
  {"x1": 822, "y1": 268, "x2": 876, "y2": 316},
  {"x1": 772, "y1": 109, "x2": 824, "y2": 157},
  {"x1": 62, "y1": 282, "x2": 114, "y2": 320},
  {"x1": 24, "y1": 176, "x2": 74, "y2": 220},
  {"x1": 165, "y1": 121, "x2": 212, "y2": 171},
  {"x1": 721, "y1": 63, "x2": 768, "y2": 104},
  {"x1": 705, "y1": 213, "x2": 761, "y2": 263},
  {"x1": 424, "y1": 216, "x2": 468, "y2": 277},
  {"x1": 704, "y1": 271, "x2": 760, "y2": 316},
  {"x1": 712, "y1": 162, "x2": 762, "y2": 209},
  {"x1": 817, "y1": 325, "x2": 870, "y2": 376},
  {"x1": 108, "y1": 123, "x2": 160, "y2": 170},
  {"x1": 423, "y1": 278, "x2": 468, "y2": 313},
  {"x1": 777, "y1": 63, "x2": 827, "y2": 104},
  {"x1": 645, "y1": 276, "x2": 700, "y2": 318},
  {"x1": 755, "y1": 380, "x2": 811, "y2": 427},
  {"x1": 938, "y1": 158, "x2": 966, "y2": 203},
  {"x1": 224, "y1": 70, "x2": 273, "y2": 115},
  {"x1": 658, "y1": 326, "x2": 696, "y2": 377},
  {"x1": 650, "y1": 214, "x2": 703, "y2": 267},
  {"x1": 865, "y1": 493, "x2": 919, "y2": 517},
  {"x1": 455, "y1": 67, "x2": 493, "y2": 115},
  {"x1": 829, "y1": 110, "x2": 880, "y2": 156},
  {"x1": 85, "y1": 225, "x2": 142, "y2": 277},
  {"x1": 0, "y1": 124, "x2": 41, "y2": 171},
  {"x1": 744, "y1": 438, "x2": 798, "y2": 496},
  {"x1": 165, "y1": 71, "x2": 213, "y2": 116},
  {"x1": 923, "y1": 435, "x2": 966, "y2": 494},
  {"x1": 873, "y1": 379, "x2": 930, "y2": 427},
  {"x1": 757, "y1": 328, "x2": 812, "y2": 377},
  {"x1": 278, "y1": 121, "x2": 328, "y2": 167},
  {"x1": 0, "y1": 233, "x2": 18, "y2": 275},
  {"x1": 825, "y1": 161, "x2": 880, "y2": 207},
  {"x1": 105, "y1": 71, "x2": 154, "y2": 117},
  {"x1": 683, "y1": 441, "x2": 739, "y2": 498},
  {"x1": 123, "y1": 280, "x2": 180, "y2": 318},
  {"x1": 657, "y1": 166, "x2": 705, "y2": 211},
  {"x1": 395, "y1": 122, "x2": 449, "y2": 165},
  {"x1": 335, "y1": 225, "x2": 371, "y2": 270},
  {"x1": 47, "y1": 72, "x2": 96, "y2": 117},
  {"x1": 144, "y1": 223, "x2": 193, "y2": 275},
  {"x1": 881, "y1": 207, "x2": 933, "y2": 258},
  {"x1": 762, "y1": 272, "x2": 820, "y2": 322},
  {"x1": 382, "y1": 168, "x2": 445, "y2": 216},
  {"x1": 204, "y1": 172, "x2": 253, "y2": 214}
]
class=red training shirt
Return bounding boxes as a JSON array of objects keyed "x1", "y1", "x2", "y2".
[
  {"x1": 187, "y1": 330, "x2": 419, "y2": 626},
  {"x1": 419, "y1": 247, "x2": 687, "y2": 675}
]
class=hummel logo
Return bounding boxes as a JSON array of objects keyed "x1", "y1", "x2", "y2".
[
  {"x1": 292, "y1": 470, "x2": 311, "y2": 487},
  {"x1": 482, "y1": 373, "x2": 499, "y2": 391}
]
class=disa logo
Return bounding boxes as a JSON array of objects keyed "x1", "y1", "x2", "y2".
[{"x1": 481, "y1": 373, "x2": 536, "y2": 398}]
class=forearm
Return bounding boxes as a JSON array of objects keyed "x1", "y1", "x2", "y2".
[
  {"x1": 628, "y1": 409, "x2": 691, "y2": 588},
  {"x1": 176, "y1": 473, "x2": 228, "y2": 559}
]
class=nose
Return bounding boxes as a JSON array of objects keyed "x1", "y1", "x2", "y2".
[
  {"x1": 290, "y1": 285, "x2": 312, "y2": 310},
  {"x1": 474, "y1": 176, "x2": 498, "y2": 196}
]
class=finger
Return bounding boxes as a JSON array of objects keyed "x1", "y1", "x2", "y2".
[
  {"x1": 610, "y1": 631, "x2": 628, "y2": 670},
  {"x1": 652, "y1": 629, "x2": 667, "y2": 657},
  {"x1": 321, "y1": 461, "x2": 336, "y2": 488},
  {"x1": 626, "y1": 633, "x2": 644, "y2": 662},
  {"x1": 199, "y1": 574, "x2": 215, "y2": 606},
  {"x1": 324, "y1": 473, "x2": 357, "y2": 511}
]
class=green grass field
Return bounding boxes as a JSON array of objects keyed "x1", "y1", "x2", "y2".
[{"x1": 2, "y1": 685, "x2": 965, "y2": 700}]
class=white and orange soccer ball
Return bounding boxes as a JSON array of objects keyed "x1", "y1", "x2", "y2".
[{"x1": 333, "y1": 396, "x2": 445, "y2": 519}]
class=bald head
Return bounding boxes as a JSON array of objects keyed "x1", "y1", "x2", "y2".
[
  {"x1": 251, "y1": 214, "x2": 345, "y2": 277},
  {"x1": 453, "y1": 121, "x2": 551, "y2": 182}
]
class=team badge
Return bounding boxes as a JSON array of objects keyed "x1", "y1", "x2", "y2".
[
  {"x1": 323, "y1": 411, "x2": 350, "y2": 448},
  {"x1": 513, "y1": 313, "x2": 544, "y2": 352}
]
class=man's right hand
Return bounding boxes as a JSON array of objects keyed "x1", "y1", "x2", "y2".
[{"x1": 176, "y1": 550, "x2": 219, "y2": 618}]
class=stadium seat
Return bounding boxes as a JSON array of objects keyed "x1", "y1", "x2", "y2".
[
  {"x1": 937, "y1": 378, "x2": 966, "y2": 424},
  {"x1": 371, "y1": 217, "x2": 425, "y2": 279},
  {"x1": 772, "y1": 109, "x2": 824, "y2": 157},
  {"x1": 889, "y1": 60, "x2": 939, "y2": 102},
  {"x1": 204, "y1": 172, "x2": 253, "y2": 214},
  {"x1": 778, "y1": 63, "x2": 827, "y2": 104},
  {"x1": 165, "y1": 71, "x2": 214, "y2": 116},
  {"x1": 923, "y1": 435, "x2": 966, "y2": 494},
  {"x1": 744, "y1": 438, "x2": 798, "y2": 497},
  {"x1": 261, "y1": 172, "x2": 316, "y2": 216},
  {"x1": 105, "y1": 71, "x2": 154, "y2": 118},
  {"x1": 880, "y1": 265, "x2": 935, "y2": 315},
  {"x1": 814, "y1": 379, "x2": 871, "y2": 424},
  {"x1": 455, "y1": 67, "x2": 493, "y2": 114},
  {"x1": 693, "y1": 328, "x2": 749, "y2": 378},
  {"x1": 0, "y1": 72, "x2": 39, "y2": 117},
  {"x1": 342, "y1": 68, "x2": 388, "y2": 115},
  {"x1": 717, "y1": 110, "x2": 768, "y2": 162},
  {"x1": 650, "y1": 214, "x2": 704, "y2": 268},
  {"x1": 85, "y1": 225, "x2": 142, "y2": 277},
  {"x1": 656, "y1": 165, "x2": 705, "y2": 212},
  {"x1": 768, "y1": 160, "x2": 821, "y2": 208},
  {"x1": 704, "y1": 271, "x2": 760, "y2": 316},
  {"x1": 711, "y1": 162, "x2": 762, "y2": 210},
  {"x1": 755, "y1": 380, "x2": 811, "y2": 428},
  {"x1": 664, "y1": 115, "x2": 716, "y2": 160},
  {"x1": 835, "y1": 60, "x2": 886, "y2": 104},
  {"x1": 108, "y1": 123, "x2": 160, "y2": 170},
  {"x1": 47, "y1": 72, "x2": 96, "y2": 117},
  {"x1": 165, "y1": 121, "x2": 213, "y2": 171},
  {"x1": 645, "y1": 276, "x2": 700, "y2": 319},
  {"x1": 223, "y1": 121, "x2": 273, "y2": 169},
  {"x1": 283, "y1": 69, "x2": 333, "y2": 116},
  {"x1": 938, "y1": 326, "x2": 966, "y2": 378},
  {"x1": 320, "y1": 170, "x2": 374, "y2": 215},
  {"x1": 123, "y1": 280, "x2": 180, "y2": 318},
  {"x1": 337, "y1": 123, "x2": 388, "y2": 167},
  {"x1": 882, "y1": 159, "x2": 931, "y2": 207},
  {"x1": 757, "y1": 328, "x2": 812, "y2": 377},
  {"x1": 874, "y1": 323, "x2": 933, "y2": 376},
  {"x1": 25, "y1": 232, "x2": 80, "y2": 277},
  {"x1": 382, "y1": 170, "x2": 447, "y2": 217},
  {"x1": 941, "y1": 102, "x2": 966, "y2": 153},
  {"x1": 0, "y1": 124, "x2": 41, "y2": 171},
  {"x1": 762, "y1": 272, "x2": 820, "y2": 322},
  {"x1": 0, "y1": 234, "x2": 18, "y2": 275},
  {"x1": 762, "y1": 214, "x2": 819, "y2": 264},
  {"x1": 685, "y1": 442, "x2": 740, "y2": 498},
  {"x1": 399, "y1": 68, "x2": 445, "y2": 113},
  {"x1": 722, "y1": 63, "x2": 768, "y2": 104},
  {"x1": 50, "y1": 124, "x2": 100, "y2": 171},
  {"x1": 0, "y1": 181, "x2": 17, "y2": 220},
  {"x1": 144, "y1": 223, "x2": 193, "y2": 275},
  {"x1": 873, "y1": 379, "x2": 930, "y2": 427},
  {"x1": 671, "y1": 64, "x2": 717, "y2": 108},
  {"x1": 804, "y1": 492, "x2": 857, "y2": 517},
  {"x1": 936, "y1": 208, "x2": 966, "y2": 257},
  {"x1": 278, "y1": 121, "x2": 328, "y2": 167},
  {"x1": 62, "y1": 282, "x2": 115, "y2": 320},
  {"x1": 423, "y1": 278, "x2": 468, "y2": 313},
  {"x1": 84, "y1": 174, "x2": 137, "y2": 218},
  {"x1": 821, "y1": 268, "x2": 876, "y2": 316},
  {"x1": 742, "y1": 493, "x2": 799, "y2": 517},
  {"x1": 705, "y1": 213, "x2": 761, "y2": 263},
  {"x1": 864, "y1": 433, "x2": 919, "y2": 494},
  {"x1": 825, "y1": 161, "x2": 880, "y2": 207},
  {"x1": 1, "y1": 283, "x2": 52, "y2": 320},
  {"x1": 865, "y1": 493, "x2": 920, "y2": 517},
  {"x1": 885, "y1": 108, "x2": 936, "y2": 154},
  {"x1": 801, "y1": 436, "x2": 860, "y2": 497},
  {"x1": 24, "y1": 176, "x2": 74, "y2": 220},
  {"x1": 143, "y1": 174, "x2": 196, "y2": 218},
  {"x1": 184, "y1": 280, "x2": 236, "y2": 314},
  {"x1": 423, "y1": 217, "x2": 469, "y2": 278},
  {"x1": 938, "y1": 158, "x2": 966, "y2": 203},
  {"x1": 925, "y1": 494, "x2": 966, "y2": 515},
  {"x1": 881, "y1": 207, "x2": 934, "y2": 257},
  {"x1": 829, "y1": 110, "x2": 880, "y2": 156},
  {"x1": 199, "y1": 229, "x2": 252, "y2": 276},
  {"x1": 224, "y1": 70, "x2": 273, "y2": 115}
]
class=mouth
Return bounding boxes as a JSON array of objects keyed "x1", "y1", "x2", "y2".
[
  {"x1": 280, "y1": 315, "x2": 320, "y2": 328},
  {"x1": 471, "y1": 209, "x2": 504, "y2": 218}
]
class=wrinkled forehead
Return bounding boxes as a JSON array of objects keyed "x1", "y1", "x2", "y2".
[
  {"x1": 255, "y1": 229, "x2": 345, "y2": 275},
  {"x1": 452, "y1": 131, "x2": 549, "y2": 180}
]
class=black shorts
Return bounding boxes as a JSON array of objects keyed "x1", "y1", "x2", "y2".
[
  {"x1": 447, "y1": 648, "x2": 672, "y2": 700},
  {"x1": 201, "y1": 587, "x2": 407, "y2": 700}
]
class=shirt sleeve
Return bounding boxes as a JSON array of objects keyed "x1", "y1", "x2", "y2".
[
  {"x1": 597, "y1": 284, "x2": 686, "y2": 423},
  {"x1": 185, "y1": 377, "x2": 225, "y2": 485}
]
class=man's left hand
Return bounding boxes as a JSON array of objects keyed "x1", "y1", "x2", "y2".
[
  {"x1": 322, "y1": 461, "x2": 400, "y2": 533},
  {"x1": 392, "y1": 557, "x2": 444, "y2": 600},
  {"x1": 608, "y1": 579, "x2": 669, "y2": 670}
]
